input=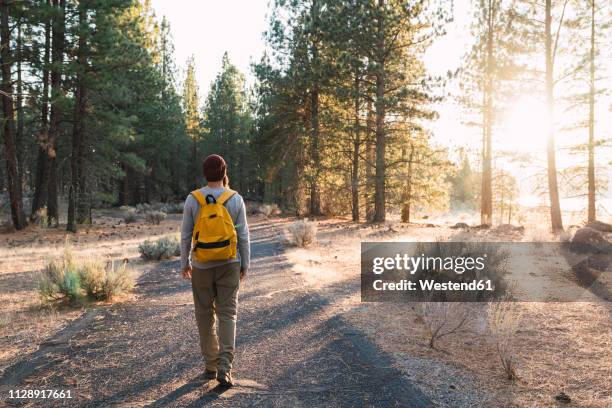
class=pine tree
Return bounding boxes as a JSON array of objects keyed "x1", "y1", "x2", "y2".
[
  {"x1": 0, "y1": 0, "x2": 27, "y2": 230},
  {"x1": 183, "y1": 56, "x2": 201, "y2": 190}
]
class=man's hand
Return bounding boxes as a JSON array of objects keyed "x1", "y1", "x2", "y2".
[
  {"x1": 182, "y1": 265, "x2": 192, "y2": 280},
  {"x1": 240, "y1": 267, "x2": 247, "y2": 281}
]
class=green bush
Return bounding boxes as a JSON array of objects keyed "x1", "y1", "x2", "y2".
[
  {"x1": 123, "y1": 210, "x2": 137, "y2": 224},
  {"x1": 38, "y1": 248, "x2": 135, "y2": 303},
  {"x1": 161, "y1": 202, "x2": 184, "y2": 214},
  {"x1": 38, "y1": 249, "x2": 83, "y2": 303},
  {"x1": 138, "y1": 236, "x2": 180, "y2": 261},
  {"x1": 145, "y1": 210, "x2": 167, "y2": 225}
]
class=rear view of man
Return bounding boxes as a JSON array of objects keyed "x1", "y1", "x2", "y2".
[{"x1": 181, "y1": 154, "x2": 250, "y2": 387}]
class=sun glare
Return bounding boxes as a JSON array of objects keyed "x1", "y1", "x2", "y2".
[{"x1": 499, "y1": 96, "x2": 550, "y2": 153}]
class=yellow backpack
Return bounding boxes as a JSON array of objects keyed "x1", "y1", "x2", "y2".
[{"x1": 190, "y1": 188, "x2": 238, "y2": 263}]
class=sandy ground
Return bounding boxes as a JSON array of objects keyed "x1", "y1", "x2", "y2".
[
  {"x1": 0, "y1": 210, "x2": 181, "y2": 375},
  {"x1": 1, "y1": 210, "x2": 611, "y2": 407},
  {"x1": 284, "y1": 218, "x2": 612, "y2": 407}
]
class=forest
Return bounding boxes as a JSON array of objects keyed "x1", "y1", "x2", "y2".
[
  {"x1": 0, "y1": 0, "x2": 610, "y2": 232},
  {"x1": 1, "y1": 1, "x2": 611, "y2": 406}
]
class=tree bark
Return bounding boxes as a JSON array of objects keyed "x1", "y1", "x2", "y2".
[
  {"x1": 481, "y1": 1, "x2": 494, "y2": 226},
  {"x1": 68, "y1": 3, "x2": 88, "y2": 232},
  {"x1": 545, "y1": 0, "x2": 564, "y2": 232},
  {"x1": 308, "y1": 0, "x2": 322, "y2": 216},
  {"x1": 16, "y1": 23, "x2": 24, "y2": 180},
  {"x1": 31, "y1": 1, "x2": 52, "y2": 219},
  {"x1": 47, "y1": 0, "x2": 66, "y2": 227},
  {"x1": 365, "y1": 100, "x2": 374, "y2": 221},
  {"x1": 0, "y1": 0, "x2": 27, "y2": 230},
  {"x1": 587, "y1": 0, "x2": 596, "y2": 222},
  {"x1": 351, "y1": 70, "x2": 360, "y2": 222},
  {"x1": 373, "y1": 0, "x2": 386, "y2": 223},
  {"x1": 401, "y1": 144, "x2": 414, "y2": 223}
]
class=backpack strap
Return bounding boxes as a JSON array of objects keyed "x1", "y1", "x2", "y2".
[
  {"x1": 190, "y1": 189, "x2": 206, "y2": 206},
  {"x1": 217, "y1": 189, "x2": 237, "y2": 206}
]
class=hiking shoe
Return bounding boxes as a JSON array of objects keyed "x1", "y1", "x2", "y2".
[
  {"x1": 204, "y1": 369, "x2": 217, "y2": 381},
  {"x1": 217, "y1": 371, "x2": 234, "y2": 387}
]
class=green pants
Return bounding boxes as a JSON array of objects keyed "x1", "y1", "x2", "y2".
[{"x1": 191, "y1": 263, "x2": 240, "y2": 373}]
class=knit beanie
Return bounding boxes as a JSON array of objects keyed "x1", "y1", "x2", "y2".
[{"x1": 202, "y1": 154, "x2": 226, "y2": 182}]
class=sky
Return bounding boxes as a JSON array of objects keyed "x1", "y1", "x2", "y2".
[{"x1": 150, "y1": 0, "x2": 269, "y2": 94}]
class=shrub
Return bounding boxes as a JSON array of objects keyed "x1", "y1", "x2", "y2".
[
  {"x1": 123, "y1": 210, "x2": 137, "y2": 224},
  {"x1": 285, "y1": 219, "x2": 317, "y2": 247},
  {"x1": 260, "y1": 203, "x2": 280, "y2": 217},
  {"x1": 416, "y1": 301, "x2": 475, "y2": 349},
  {"x1": 38, "y1": 249, "x2": 82, "y2": 303},
  {"x1": 161, "y1": 202, "x2": 184, "y2": 214},
  {"x1": 38, "y1": 247, "x2": 135, "y2": 304},
  {"x1": 487, "y1": 299, "x2": 521, "y2": 380},
  {"x1": 34, "y1": 206, "x2": 48, "y2": 228},
  {"x1": 138, "y1": 236, "x2": 180, "y2": 261},
  {"x1": 79, "y1": 260, "x2": 134, "y2": 301},
  {"x1": 145, "y1": 210, "x2": 167, "y2": 225},
  {"x1": 408, "y1": 241, "x2": 510, "y2": 301}
]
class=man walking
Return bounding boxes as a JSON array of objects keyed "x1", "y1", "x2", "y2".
[{"x1": 181, "y1": 154, "x2": 250, "y2": 387}]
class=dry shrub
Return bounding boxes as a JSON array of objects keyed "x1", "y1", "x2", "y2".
[
  {"x1": 138, "y1": 236, "x2": 180, "y2": 261},
  {"x1": 524, "y1": 226, "x2": 553, "y2": 246},
  {"x1": 34, "y1": 206, "x2": 48, "y2": 228},
  {"x1": 123, "y1": 209, "x2": 137, "y2": 224},
  {"x1": 79, "y1": 260, "x2": 134, "y2": 301},
  {"x1": 145, "y1": 210, "x2": 167, "y2": 225},
  {"x1": 487, "y1": 299, "x2": 522, "y2": 381},
  {"x1": 416, "y1": 301, "x2": 475, "y2": 349},
  {"x1": 38, "y1": 246, "x2": 135, "y2": 304},
  {"x1": 260, "y1": 203, "x2": 280, "y2": 217},
  {"x1": 161, "y1": 202, "x2": 184, "y2": 214},
  {"x1": 285, "y1": 219, "x2": 317, "y2": 247}
]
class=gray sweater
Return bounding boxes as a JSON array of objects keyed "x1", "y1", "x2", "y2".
[{"x1": 180, "y1": 187, "x2": 250, "y2": 271}]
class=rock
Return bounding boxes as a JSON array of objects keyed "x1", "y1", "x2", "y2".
[
  {"x1": 554, "y1": 392, "x2": 571, "y2": 403},
  {"x1": 450, "y1": 222, "x2": 470, "y2": 229},
  {"x1": 473, "y1": 224, "x2": 491, "y2": 230},
  {"x1": 572, "y1": 227, "x2": 605, "y2": 243},
  {"x1": 570, "y1": 227, "x2": 611, "y2": 253},
  {"x1": 494, "y1": 224, "x2": 525, "y2": 233},
  {"x1": 585, "y1": 220, "x2": 612, "y2": 233}
]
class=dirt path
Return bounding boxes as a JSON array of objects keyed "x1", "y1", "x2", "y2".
[{"x1": 0, "y1": 218, "x2": 431, "y2": 407}]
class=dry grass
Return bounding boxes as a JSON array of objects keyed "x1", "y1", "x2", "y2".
[
  {"x1": 0, "y1": 208, "x2": 174, "y2": 373},
  {"x1": 283, "y1": 219, "x2": 318, "y2": 247},
  {"x1": 286, "y1": 217, "x2": 612, "y2": 407}
]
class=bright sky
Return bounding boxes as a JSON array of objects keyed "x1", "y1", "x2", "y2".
[{"x1": 150, "y1": 0, "x2": 269, "y2": 94}]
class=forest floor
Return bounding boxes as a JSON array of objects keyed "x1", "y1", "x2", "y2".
[{"x1": 0, "y1": 211, "x2": 610, "y2": 407}]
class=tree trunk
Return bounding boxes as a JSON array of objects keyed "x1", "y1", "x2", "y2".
[
  {"x1": 68, "y1": 4, "x2": 88, "y2": 232},
  {"x1": 32, "y1": 1, "x2": 52, "y2": 219},
  {"x1": 16, "y1": 23, "x2": 25, "y2": 180},
  {"x1": 373, "y1": 0, "x2": 386, "y2": 223},
  {"x1": 587, "y1": 0, "x2": 596, "y2": 222},
  {"x1": 351, "y1": 71, "x2": 360, "y2": 222},
  {"x1": 365, "y1": 100, "x2": 374, "y2": 221},
  {"x1": 47, "y1": 0, "x2": 66, "y2": 227},
  {"x1": 545, "y1": 0, "x2": 563, "y2": 232},
  {"x1": 0, "y1": 0, "x2": 27, "y2": 230},
  {"x1": 308, "y1": 0, "x2": 322, "y2": 216},
  {"x1": 192, "y1": 137, "x2": 198, "y2": 190},
  {"x1": 481, "y1": 1, "x2": 494, "y2": 226},
  {"x1": 401, "y1": 144, "x2": 414, "y2": 223}
]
